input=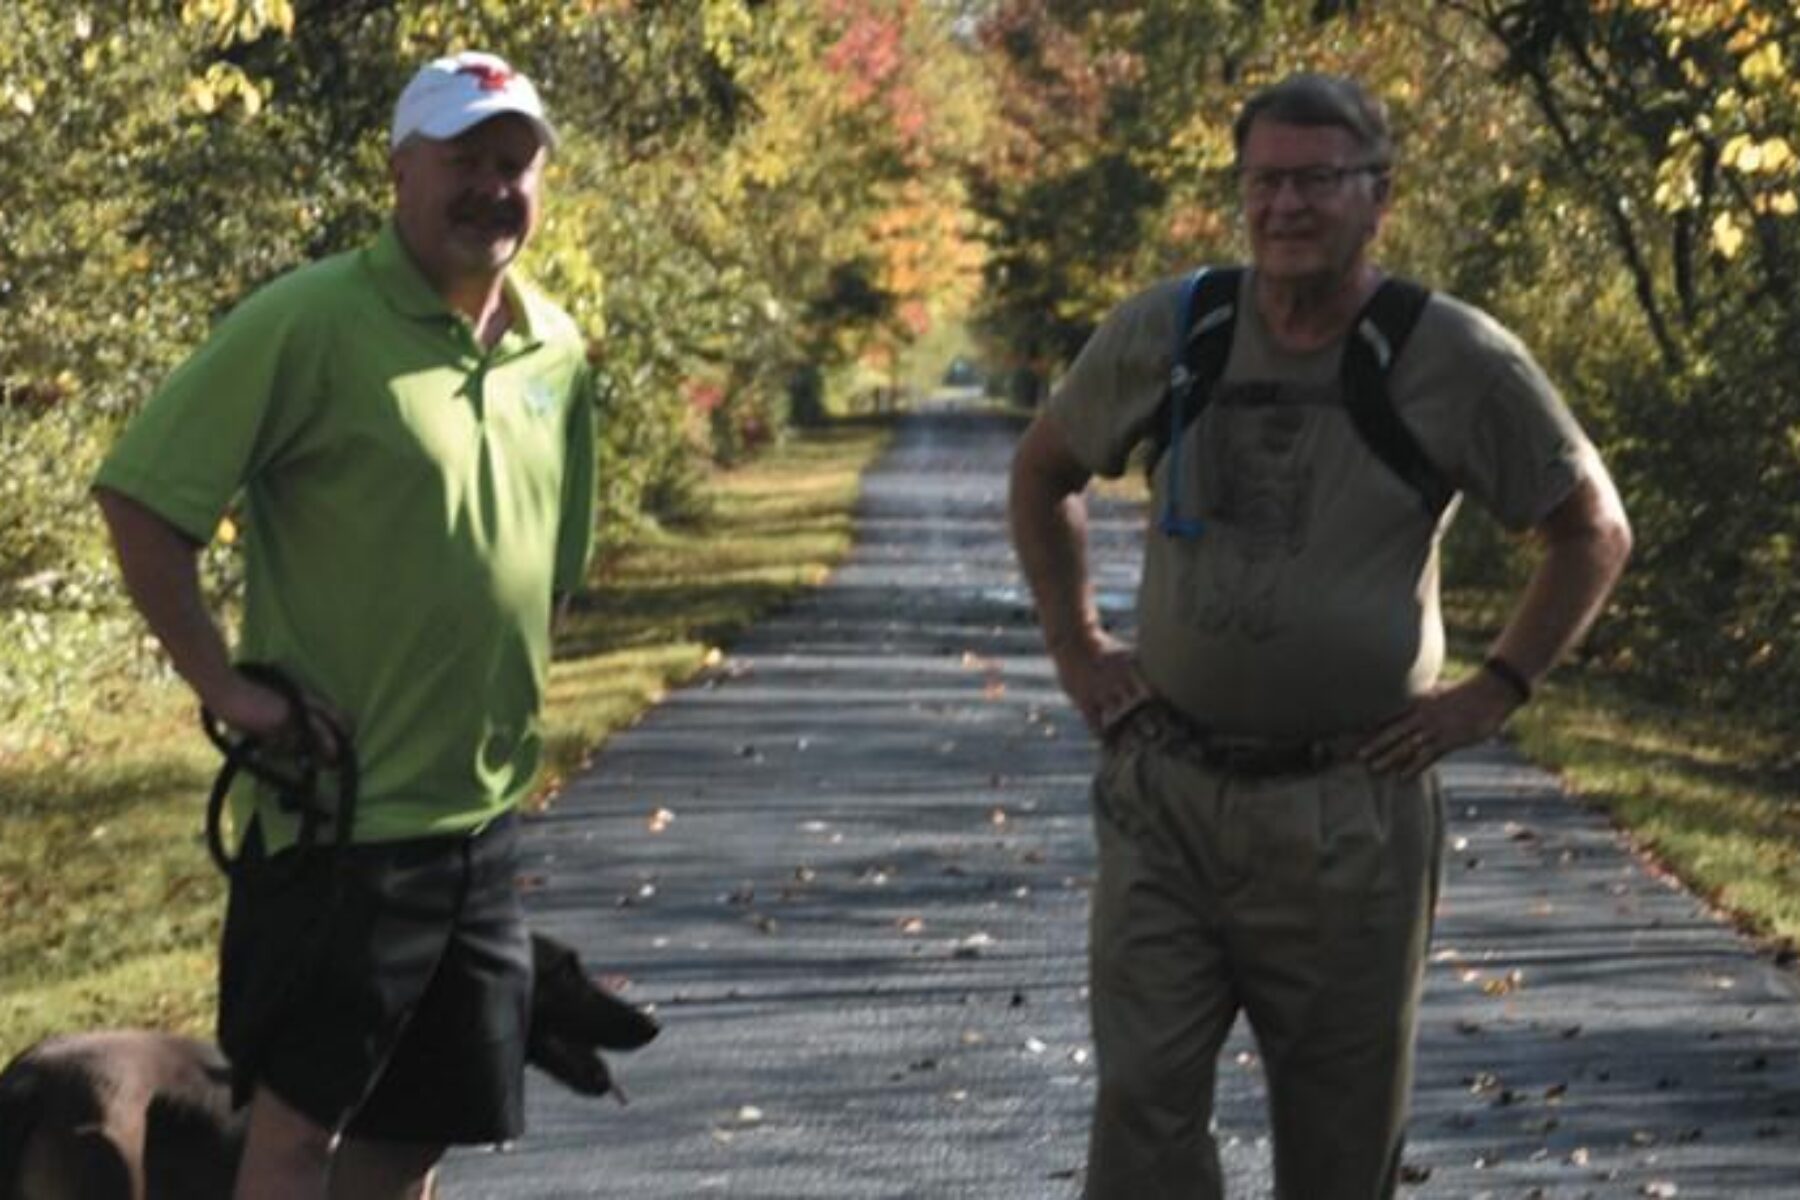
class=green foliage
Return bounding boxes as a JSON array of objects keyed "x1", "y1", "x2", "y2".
[
  {"x1": 0, "y1": 1, "x2": 978, "y2": 735},
  {"x1": 7, "y1": 0, "x2": 1792, "y2": 739}
]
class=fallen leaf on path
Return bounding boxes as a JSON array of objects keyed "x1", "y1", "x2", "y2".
[
  {"x1": 1466, "y1": 1071, "x2": 1501, "y2": 1095},
  {"x1": 647, "y1": 807, "x2": 676, "y2": 833},
  {"x1": 898, "y1": 916, "x2": 926, "y2": 935},
  {"x1": 953, "y1": 932, "x2": 994, "y2": 958},
  {"x1": 1481, "y1": 970, "x2": 1525, "y2": 996}
]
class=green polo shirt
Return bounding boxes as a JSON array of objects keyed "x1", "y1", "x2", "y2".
[{"x1": 96, "y1": 223, "x2": 596, "y2": 848}]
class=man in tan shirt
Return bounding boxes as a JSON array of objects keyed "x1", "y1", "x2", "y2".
[{"x1": 1009, "y1": 73, "x2": 1631, "y2": 1199}]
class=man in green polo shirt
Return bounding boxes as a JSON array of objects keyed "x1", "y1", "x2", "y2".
[{"x1": 94, "y1": 51, "x2": 591, "y2": 1199}]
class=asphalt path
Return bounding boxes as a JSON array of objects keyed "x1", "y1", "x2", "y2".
[{"x1": 442, "y1": 406, "x2": 1800, "y2": 1198}]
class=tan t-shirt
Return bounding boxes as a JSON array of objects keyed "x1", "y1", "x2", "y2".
[{"x1": 1047, "y1": 270, "x2": 1591, "y2": 738}]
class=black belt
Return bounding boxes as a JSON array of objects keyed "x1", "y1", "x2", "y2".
[
  {"x1": 1111, "y1": 701, "x2": 1363, "y2": 778},
  {"x1": 201, "y1": 663, "x2": 358, "y2": 881}
]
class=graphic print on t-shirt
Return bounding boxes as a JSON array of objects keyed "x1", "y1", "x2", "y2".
[{"x1": 1188, "y1": 381, "x2": 1326, "y2": 641}]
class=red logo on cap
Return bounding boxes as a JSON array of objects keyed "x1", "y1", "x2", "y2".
[{"x1": 456, "y1": 63, "x2": 514, "y2": 92}]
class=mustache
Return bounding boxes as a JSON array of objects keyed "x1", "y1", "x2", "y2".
[{"x1": 449, "y1": 197, "x2": 526, "y2": 231}]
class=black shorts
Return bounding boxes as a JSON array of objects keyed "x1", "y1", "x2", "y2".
[{"x1": 217, "y1": 812, "x2": 530, "y2": 1145}]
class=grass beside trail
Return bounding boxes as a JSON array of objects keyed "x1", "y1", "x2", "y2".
[
  {"x1": 0, "y1": 419, "x2": 892, "y2": 1062},
  {"x1": 1444, "y1": 596, "x2": 1800, "y2": 958},
  {"x1": 1504, "y1": 672, "x2": 1800, "y2": 953}
]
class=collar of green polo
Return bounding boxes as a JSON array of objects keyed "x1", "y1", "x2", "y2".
[{"x1": 367, "y1": 222, "x2": 549, "y2": 353}]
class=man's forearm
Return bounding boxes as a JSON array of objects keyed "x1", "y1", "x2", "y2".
[
  {"x1": 1014, "y1": 493, "x2": 1101, "y2": 651},
  {"x1": 1488, "y1": 472, "x2": 1633, "y2": 685},
  {"x1": 93, "y1": 488, "x2": 237, "y2": 707},
  {"x1": 1007, "y1": 419, "x2": 1101, "y2": 653}
]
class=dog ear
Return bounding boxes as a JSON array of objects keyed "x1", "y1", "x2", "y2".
[
  {"x1": 529, "y1": 934, "x2": 659, "y2": 1052},
  {"x1": 525, "y1": 1030, "x2": 613, "y2": 1098},
  {"x1": 529, "y1": 931, "x2": 582, "y2": 979}
]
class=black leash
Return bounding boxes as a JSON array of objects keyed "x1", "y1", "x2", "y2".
[{"x1": 201, "y1": 663, "x2": 358, "y2": 880}]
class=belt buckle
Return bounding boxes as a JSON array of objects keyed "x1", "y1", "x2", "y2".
[{"x1": 1204, "y1": 737, "x2": 1328, "y2": 777}]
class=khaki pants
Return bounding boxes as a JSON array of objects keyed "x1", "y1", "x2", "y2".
[{"x1": 1084, "y1": 719, "x2": 1444, "y2": 1200}]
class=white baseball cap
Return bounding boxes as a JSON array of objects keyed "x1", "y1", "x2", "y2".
[{"x1": 390, "y1": 51, "x2": 557, "y2": 150}]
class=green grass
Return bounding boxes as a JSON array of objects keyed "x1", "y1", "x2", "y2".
[
  {"x1": 0, "y1": 419, "x2": 892, "y2": 1061},
  {"x1": 1444, "y1": 592, "x2": 1800, "y2": 956},
  {"x1": 1505, "y1": 670, "x2": 1800, "y2": 951}
]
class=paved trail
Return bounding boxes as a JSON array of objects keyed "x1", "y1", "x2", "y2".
[{"x1": 444, "y1": 408, "x2": 1800, "y2": 1198}]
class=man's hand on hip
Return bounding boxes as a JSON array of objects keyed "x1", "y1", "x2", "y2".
[
  {"x1": 1051, "y1": 630, "x2": 1154, "y2": 738},
  {"x1": 1359, "y1": 670, "x2": 1522, "y2": 778}
]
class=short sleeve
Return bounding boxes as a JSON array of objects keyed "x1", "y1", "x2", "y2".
[
  {"x1": 1395, "y1": 297, "x2": 1592, "y2": 532},
  {"x1": 1043, "y1": 278, "x2": 1188, "y2": 479},
  {"x1": 92, "y1": 276, "x2": 322, "y2": 542}
]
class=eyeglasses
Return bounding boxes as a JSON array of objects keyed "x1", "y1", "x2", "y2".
[{"x1": 1238, "y1": 163, "x2": 1383, "y2": 202}]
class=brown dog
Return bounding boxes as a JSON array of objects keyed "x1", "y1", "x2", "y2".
[{"x1": 0, "y1": 933, "x2": 656, "y2": 1200}]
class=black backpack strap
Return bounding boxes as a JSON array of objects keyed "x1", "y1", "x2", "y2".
[
  {"x1": 1143, "y1": 265, "x2": 1244, "y2": 477},
  {"x1": 1339, "y1": 277, "x2": 1455, "y2": 519}
]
